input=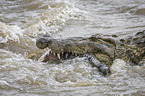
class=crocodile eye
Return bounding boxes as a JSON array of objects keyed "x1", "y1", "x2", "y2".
[
  {"x1": 133, "y1": 37, "x2": 139, "y2": 41},
  {"x1": 120, "y1": 39, "x2": 125, "y2": 42}
]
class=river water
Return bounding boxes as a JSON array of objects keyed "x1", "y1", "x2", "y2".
[{"x1": 0, "y1": 0, "x2": 145, "y2": 96}]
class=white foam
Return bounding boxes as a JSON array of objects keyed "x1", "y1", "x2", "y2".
[
  {"x1": 0, "y1": 22, "x2": 24, "y2": 43},
  {"x1": 110, "y1": 59, "x2": 127, "y2": 74}
]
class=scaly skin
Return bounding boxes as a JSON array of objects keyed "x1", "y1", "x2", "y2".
[{"x1": 36, "y1": 30, "x2": 145, "y2": 75}]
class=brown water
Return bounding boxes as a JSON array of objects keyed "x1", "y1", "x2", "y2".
[{"x1": 0, "y1": 0, "x2": 145, "y2": 96}]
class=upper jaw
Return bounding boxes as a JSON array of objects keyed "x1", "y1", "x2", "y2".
[{"x1": 36, "y1": 37, "x2": 87, "y2": 62}]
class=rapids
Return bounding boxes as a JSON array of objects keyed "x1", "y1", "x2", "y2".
[{"x1": 0, "y1": 0, "x2": 145, "y2": 95}]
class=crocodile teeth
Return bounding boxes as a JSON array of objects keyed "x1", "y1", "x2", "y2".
[
  {"x1": 66, "y1": 53, "x2": 68, "y2": 59},
  {"x1": 57, "y1": 53, "x2": 61, "y2": 59}
]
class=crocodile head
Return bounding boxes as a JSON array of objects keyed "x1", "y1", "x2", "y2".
[
  {"x1": 36, "y1": 35, "x2": 85, "y2": 62},
  {"x1": 36, "y1": 34, "x2": 116, "y2": 65}
]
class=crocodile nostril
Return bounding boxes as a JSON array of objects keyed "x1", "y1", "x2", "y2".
[
  {"x1": 36, "y1": 37, "x2": 48, "y2": 49},
  {"x1": 41, "y1": 40, "x2": 45, "y2": 44}
]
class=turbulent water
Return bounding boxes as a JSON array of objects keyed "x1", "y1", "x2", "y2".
[{"x1": 0, "y1": 0, "x2": 145, "y2": 95}]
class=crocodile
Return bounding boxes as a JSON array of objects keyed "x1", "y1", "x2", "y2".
[{"x1": 36, "y1": 30, "x2": 145, "y2": 75}]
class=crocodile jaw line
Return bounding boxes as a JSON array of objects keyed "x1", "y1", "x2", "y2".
[{"x1": 42, "y1": 49, "x2": 81, "y2": 62}]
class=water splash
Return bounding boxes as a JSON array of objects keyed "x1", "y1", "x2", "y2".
[{"x1": 0, "y1": 22, "x2": 23, "y2": 43}]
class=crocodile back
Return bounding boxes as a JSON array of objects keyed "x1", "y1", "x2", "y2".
[{"x1": 115, "y1": 30, "x2": 145, "y2": 64}]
